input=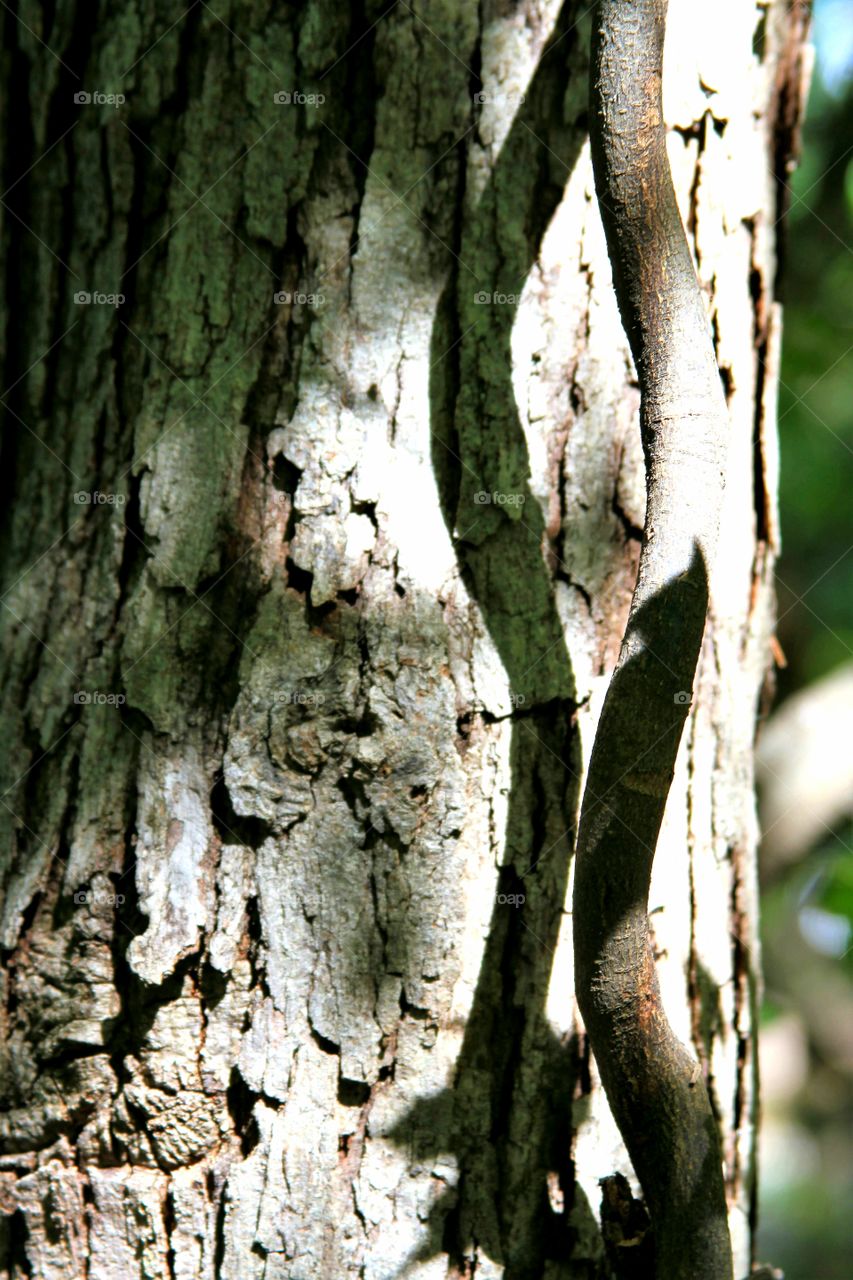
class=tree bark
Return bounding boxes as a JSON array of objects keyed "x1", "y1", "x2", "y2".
[{"x1": 0, "y1": 1, "x2": 807, "y2": 1277}]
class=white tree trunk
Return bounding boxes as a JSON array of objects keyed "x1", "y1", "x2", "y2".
[{"x1": 0, "y1": 1, "x2": 806, "y2": 1276}]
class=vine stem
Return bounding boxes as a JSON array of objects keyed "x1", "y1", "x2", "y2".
[{"x1": 572, "y1": 2, "x2": 734, "y2": 1276}]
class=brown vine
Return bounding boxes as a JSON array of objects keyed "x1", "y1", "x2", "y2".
[{"x1": 572, "y1": 2, "x2": 733, "y2": 1277}]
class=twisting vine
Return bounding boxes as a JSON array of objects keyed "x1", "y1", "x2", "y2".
[{"x1": 572, "y1": 2, "x2": 733, "y2": 1277}]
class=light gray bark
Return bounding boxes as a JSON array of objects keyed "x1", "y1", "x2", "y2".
[{"x1": 0, "y1": 1, "x2": 805, "y2": 1276}]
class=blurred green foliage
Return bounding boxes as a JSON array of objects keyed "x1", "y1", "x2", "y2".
[
  {"x1": 761, "y1": 1180, "x2": 852, "y2": 1280},
  {"x1": 818, "y1": 842, "x2": 853, "y2": 946},
  {"x1": 759, "y1": 4, "x2": 853, "y2": 1273},
  {"x1": 775, "y1": 30, "x2": 853, "y2": 696}
]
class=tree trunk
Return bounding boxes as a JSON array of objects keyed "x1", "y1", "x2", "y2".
[{"x1": 0, "y1": 1, "x2": 807, "y2": 1276}]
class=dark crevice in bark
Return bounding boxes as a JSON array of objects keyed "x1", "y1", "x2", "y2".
[
  {"x1": 427, "y1": 16, "x2": 473, "y2": 528},
  {"x1": 542, "y1": 1128, "x2": 575, "y2": 1263},
  {"x1": 428, "y1": 274, "x2": 464, "y2": 526},
  {"x1": 284, "y1": 556, "x2": 339, "y2": 628},
  {"x1": 672, "y1": 120, "x2": 704, "y2": 144},
  {"x1": 746, "y1": 222, "x2": 772, "y2": 558},
  {"x1": 0, "y1": 1, "x2": 37, "y2": 563},
  {"x1": 481, "y1": 695, "x2": 573, "y2": 726},
  {"x1": 600, "y1": 1172, "x2": 653, "y2": 1279},
  {"x1": 25, "y1": 6, "x2": 87, "y2": 300},
  {"x1": 768, "y1": 0, "x2": 811, "y2": 300},
  {"x1": 710, "y1": 308, "x2": 735, "y2": 405},
  {"x1": 377, "y1": 1056, "x2": 395, "y2": 1084},
  {"x1": 367, "y1": 817, "x2": 409, "y2": 856},
  {"x1": 2, "y1": 887, "x2": 42, "y2": 1023},
  {"x1": 114, "y1": 735, "x2": 143, "y2": 1013},
  {"x1": 115, "y1": 471, "x2": 148, "y2": 607},
  {"x1": 719, "y1": 362, "x2": 735, "y2": 404},
  {"x1": 100, "y1": 0, "x2": 205, "y2": 438},
  {"x1": 210, "y1": 773, "x2": 274, "y2": 851},
  {"x1": 111, "y1": 128, "x2": 150, "y2": 423},
  {"x1": 337, "y1": 769, "x2": 371, "y2": 816},
  {"x1": 470, "y1": 1, "x2": 484, "y2": 111},
  {"x1": 310, "y1": 1026, "x2": 341, "y2": 1056},
  {"x1": 439, "y1": 1200, "x2": 464, "y2": 1277},
  {"x1": 164, "y1": 1187, "x2": 177, "y2": 1280},
  {"x1": 7, "y1": 720, "x2": 68, "y2": 866},
  {"x1": 338, "y1": 1077, "x2": 371, "y2": 1106},
  {"x1": 271, "y1": 454, "x2": 303, "y2": 498},
  {"x1": 685, "y1": 114, "x2": 707, "y2": 244},
  {"x1": 550, "y1": 388, "x2": 574, "y2": 553},
  {"x1": 49, "y1": 747, "x2": 84, "y2": 898},
  {"x1": 728, "y1": 844, "x2": 750, "y2": 1199},
  {"x1": 368, "y1": 858, "x2": 389, "y2": 969},
  {"x1": 212, "y1": 1170, "x2": 228, "y2": 1277},
  {"x1": 338, "y1": 0, "x2": 380, "y2": 300},
  {"x1": 350, "y1": 498, "x2": 378, "y2": 530},
  {"x1": 242, "y1": 893, "x2": 268, "y2": 1002},
  {"x1": 454, "y1": 711, "x2": 474, "y2": 753},
  {"x1": 554, "y1": 566, "x2": 593, "y2": 611},
  {"x1": 40, "y1": 11, "x2": 94, "y2": 459},
  {"x1": 752, "y1": 382, "x2": 771, "y2": 550},
  {"x1": 399, "y1": 988, "x2": 431, "y2": 1022},
  {"x1": 4, "y1": 1209, "x2": 32, "y2": 1277},
  {"x1": 227, "y1": 1067, "x2": 261, "y2": 1157},
  {"x1": 249, "y1": 253, "x2": 303, "y2": 428},
  {"x1": 611, "y1": 491, "x2": 644, "y2": 544},
  {"x1": 161, "y1": 2, "x2": 206, "y2": 128}
]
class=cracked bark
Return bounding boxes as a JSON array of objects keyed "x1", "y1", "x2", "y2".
[{"x1": 0, "y1": 1, "x2": 805, "y2": 1277}]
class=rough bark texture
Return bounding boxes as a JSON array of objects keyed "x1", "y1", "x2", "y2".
[{"x1": 0, "y1": 1, "x2": 805, "y2": 1277}]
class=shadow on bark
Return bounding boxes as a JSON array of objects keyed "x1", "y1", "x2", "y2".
[
  {"x1": 385, "y1": 5, "x2": 596, "y2": 1276},
  {"x1": 573, "y1": 548, "x2": 733, "y2": 1278}
]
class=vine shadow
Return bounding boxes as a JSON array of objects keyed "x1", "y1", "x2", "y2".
[{"x1": 385, "y1": 4, "x2": 597, "y2": 1276}]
